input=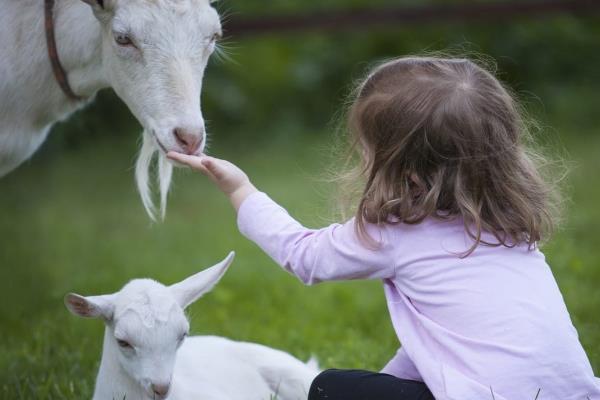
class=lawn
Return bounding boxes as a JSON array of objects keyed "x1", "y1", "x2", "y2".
[{"x1": 0, "y1": 119, "x2": 599, "y2": 399}]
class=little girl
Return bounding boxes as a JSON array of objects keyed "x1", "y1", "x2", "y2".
[{"x1": 168, "y1": 57, "x2": 600, "y2": 400}]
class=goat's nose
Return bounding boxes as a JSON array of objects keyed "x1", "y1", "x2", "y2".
[
  {"x1": 151, "y1": 382, "x2": 170, "y2": 398},
  {"x1": 173, "y1": 127, "x2": 204, "y2": 155}
]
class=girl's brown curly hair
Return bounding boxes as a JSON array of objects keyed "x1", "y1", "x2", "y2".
[{"x1": 342, "y1": 56, "x2": 560, "y2": 255}]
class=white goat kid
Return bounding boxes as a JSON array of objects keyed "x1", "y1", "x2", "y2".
[
  {"x1": 65, "y1": 252, "x2": 319, "y2": 400},
  {"x1": 0, "y1": 0, "x2": 221, "y2": 219}
]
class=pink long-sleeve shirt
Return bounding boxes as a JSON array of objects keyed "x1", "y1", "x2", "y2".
[{"x1": 238, "y1": 192, "x2": 600, "y2": 400}]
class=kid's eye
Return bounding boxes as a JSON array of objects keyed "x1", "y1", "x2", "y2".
[
  {"x1": 114, "y1": 33, "x2": 134, "y2": 47},
  {"x1": 117, "y1": 339, "x2": 133, "y2": 349}
]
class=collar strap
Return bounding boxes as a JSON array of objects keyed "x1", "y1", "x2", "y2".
[{"x1": 44, "y1": 0, "x2": 83, "y2": 101}]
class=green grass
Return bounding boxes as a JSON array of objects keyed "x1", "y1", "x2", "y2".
[{"x1": 0, "y1": 125, "x2": 599, "y2": 399}]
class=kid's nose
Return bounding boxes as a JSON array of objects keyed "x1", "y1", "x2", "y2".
[
  {"x1": 173, "y1": 126, "x2": 204, "y2": 155},
  {"x1": 151, "y1": 382, "x2": 170, "y2": 398}
]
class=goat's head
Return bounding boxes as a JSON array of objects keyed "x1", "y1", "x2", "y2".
[
  {"x1": 80, "y1": 0, "x2": 222, "y2": 219},
  {"x1": 65, "y1": 251, "x2": 234, "y2": 399}
]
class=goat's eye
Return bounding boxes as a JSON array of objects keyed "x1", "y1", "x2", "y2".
[
  {"x1": 211, "y1": 32, "x2": 221, "y2": 42},
  {"x1": 117, "y1": 339, "x2": 132, "y2": 349},
  {"x1": 114, "y1": 33, "x2": 133, "y2": 47}
]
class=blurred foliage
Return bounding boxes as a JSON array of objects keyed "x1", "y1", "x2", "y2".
[{"x1": 203, "y1": 12, "x2": 600, "y2": 135}]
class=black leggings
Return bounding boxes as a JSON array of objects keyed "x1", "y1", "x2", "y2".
[{"x1": 308, "y1": 369, "x2": 435, "y2": 400}]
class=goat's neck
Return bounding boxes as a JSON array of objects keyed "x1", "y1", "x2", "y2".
[
  {"x1": 0, "y1": 0, "x2": 109, "y2": 176},
  {"x1": 52, "y1": 0, "x2": 108, "y2": 100},
  {"x1": 10, "y1": 0, "x2": 107, "y2": 126},
  {"x1": 94, "y1": 329, "x2": 146, "y2": 400}
]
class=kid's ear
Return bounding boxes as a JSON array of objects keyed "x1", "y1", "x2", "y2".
[
  {"x1": 170, "y1": 251, "x2": 235, "y2": 309},
  {"x1": 64, "y1": 293, "x2": 115, "y2": 321}
]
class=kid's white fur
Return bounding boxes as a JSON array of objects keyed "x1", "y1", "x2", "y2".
[{"x1": 65, "y1": 252, "x2": 320, "y2": 400}]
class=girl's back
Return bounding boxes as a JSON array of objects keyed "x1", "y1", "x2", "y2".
[{"x1": 381, "y1": 217, "x2": 598, "y2": 399}]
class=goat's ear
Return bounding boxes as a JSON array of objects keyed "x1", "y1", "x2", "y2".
[
  {"x1": 80, "y1": 0, "x2": 102, "y2": 7},
  {"x1": 170, "y1": 251, "x2": 235, "y2": 309},
  {"x1": 64, "y1": 293, "x2": 115, "y2": 321},
  {"x1": 80, "y1": 0, "x2": 113, "y2": 11}
]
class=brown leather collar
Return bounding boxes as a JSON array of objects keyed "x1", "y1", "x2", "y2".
[{"x1": 44, "y1": 0, "x2": 83, "y2": 101}]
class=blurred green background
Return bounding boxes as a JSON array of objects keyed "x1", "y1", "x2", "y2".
[{"x1": 1, "y1": 1, "x2": 599, "y2": 398}]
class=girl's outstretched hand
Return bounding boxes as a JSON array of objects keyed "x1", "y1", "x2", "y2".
[{"x1": 167, "y1": 152, "x2": 258, "y2": 211}]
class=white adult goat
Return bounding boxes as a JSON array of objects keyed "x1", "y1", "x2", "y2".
[
  {"x1": 0, "y1": 0, "x2": 221, "y2": 219},
  {"x1": 65, "y1": 252, "x2": 319, "y2": 400}
]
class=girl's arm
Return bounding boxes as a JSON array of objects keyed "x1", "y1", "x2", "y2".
[{"x1": 167, "y1": 152, "x2": 396, "y2": 284}]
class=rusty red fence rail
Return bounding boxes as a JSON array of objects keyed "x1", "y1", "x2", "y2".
[{"x1": 223, "y1": 0, "x2": 600, "y2": 37}]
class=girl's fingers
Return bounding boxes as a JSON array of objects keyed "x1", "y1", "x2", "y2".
[
  {"x1": 191, "y1": 161, "x2": 213, "y2": 178},
  {"x1": 167, "y1": 152, "x2": 213, "y2": 177},
  {"x1": 167, "y1": 152, "x2": 197, "y2": 166},
  {"x1": 167, "y1": 152, "x2": 237, "y2": 191},
  {"x1": 200, "y1": 157, "x2": 227, "y2": 181}
]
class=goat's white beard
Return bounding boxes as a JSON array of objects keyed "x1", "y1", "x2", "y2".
[{"x1": 135, "y1": 130, "x2": 173, "y2": 221}]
